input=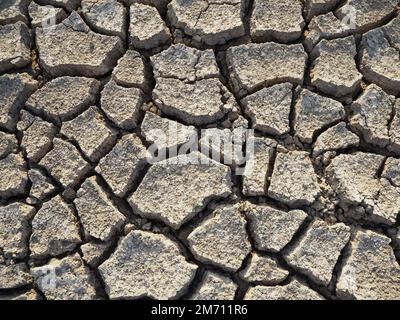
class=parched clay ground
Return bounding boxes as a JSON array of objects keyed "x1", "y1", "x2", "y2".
[{"x1": 1, "y1": 0, "x2": 400, "y2": 300}]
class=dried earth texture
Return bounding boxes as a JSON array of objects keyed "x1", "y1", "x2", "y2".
[{"x1": 0, "y1": 0, "x2": 399, "y2": 301}]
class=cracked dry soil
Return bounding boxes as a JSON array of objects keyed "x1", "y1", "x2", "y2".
[{"x1": 0, "y1": 0, "x2": 400, "y2": 301}]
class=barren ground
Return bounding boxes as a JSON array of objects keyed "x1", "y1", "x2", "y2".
[{"x1": 0, "y1": 0, "x2": 400, "y2": 300}]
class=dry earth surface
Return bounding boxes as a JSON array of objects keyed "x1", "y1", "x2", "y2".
[{"x1": 0, "y1": 0, "x2": 400, "y2": 300}]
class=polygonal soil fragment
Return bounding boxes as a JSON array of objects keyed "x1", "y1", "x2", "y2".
[
  {"x1": 294, "y1": 89, "x2": 345, "y2": 144},
  {"x1": 240, "y1": 253, "x2": 289, "y2": 285},
  {"x1": 142, "y1": 111, "x2": 196, "y2": 152},
  {"x1": 35, "y1": 0, "x2": 80, "y2": 11},
  {"x1": 313, "y1": 122, "x2": 359, "y2": 156},
  {"x1": 0, "y1": 22, "x2": 31, "y2": 73},
  {"x1": 96, "y1": 134, "x2": 149, "y2": 197},
  {"x1": 0, "y1": 73, "x2": 37, "y2": 131},
  {"x1": 26, "y1": 76, "x2": 100, "y2": 123},
  {"x1": 187, "y1": 204, "x2": 251, "y2": 272},
  {"x1": 0, "y1": 153, "x2": 28, "y2": 199},
  {"x1": 250, "y1": 0, "x2": 304, "y2": 43},
  {"x1": 39, "y1": 138, "x2": 91, "y2": 188},
  {"x1": 129, "y1": 152, "x2": 232, "y2": 229},
  {"x1": 81, "y1": 0, "x2": 126, "y2": 37},
  {"x1": 337, "y1": 229, "x2": 400, "y2": 300},
  {"x1": 80, "y1": 241, "x2": 111, "y2": 268},
  {"x1": 30, "y1": 196, "x2": 81, "y2": 258},
  {"x1": 242, "y1": 137, "x2": 276, "y2": 196},
  {"x1": 304, "y1": 12, "x2": 354, "y2": 51},
  {"x1": 96, "y1": 134, "x2": 149, "y2": 198},
  {"x1": 326, "y1": 152, "x2": 400, "y2": 224},
  {"x1": 245, "y1": 204, "x2": 308, "y2": 252},
  {"x1": 360, "y1": 15, "x2": 400, "y2": 95},
  {"x1": 151, "y1": 44, "x2": 219, "y2": 82},
  {"x1": 36, "y1": 12, "x2": 124, "y2": 77},
  {"x1": 349, "y1": 84, "x2": 395, "y2": 148},
  {"x1": 373, "y1": 179, "x2": 400, "y2": 225},
  {"x1": 0, "y1": 262, "x2": 32, "y2": 289},
  {"x1": 245, "y1": 279, "x2": 324, "y2": 300},
  {"x1": 350, "y1": 84, "x2": 395, "y2": 147},
  {"x1": 0, "y1": 132, "x2": 17, "y2": 159},
  {"x1": 154, "y1": 79, "x2": 233, "y2": 126},
  {"x1": 61, "y1": 106, "x2": 117, "y2": 162},
  {"x1": 100, "y1": 80, "x2": 144, "y2": 130},
  {"x1": 199, "y1": 127, "x2": 245, "y2": 168},
  {"x1": 129, "y1": 3, "x2": 170, "y2": 49},
  {"x1": 241, "y1": 83, "x2": 292, "y2": 136},
  {"x1": 0, "y1": 0, "x2": 29, "y2": 24},
  {"x1": 112, "y1": 50, "x2": 149, "y2": 90},
  {"x1": 190, "y1": 271, "x2": 237, "y2": 300},
  {"x1": 18, "y1": 110, "x2": 57, "y2": 162},
  {"x1": 167, "y1": 0, "x2": 245, "y2": 46},
  {"x1": 28, "y1": 1, "x2": 67, "y2": 27},
  {"x1": 31, "y1": 253, "x2": 98, "y2": 300},
  {"x1": 74, "y1": 176, "x2": 126, "y2": 241},
  {"x1": 304, "y1": 0, "x2": 341, "y2": 21},
  {"x1": 268, "y1": 151, "x2": 321, "y2": 207},
  {"x1": 285, "y1": 220, "x2": 351, "y2": 286},
  {"x1": 0, "y1": 203, "x2": 35, "y2": 259},
  {"x1": 27, "y1": 169, "x2": 56, "y2": 202},
  {"x1": 382, "y1": 157, "x2": 400, "y2": 187},
  {"x1": 336, "y1": 0, "x2": 398, "y2": 33},
  {"x1": 151, "y1": 44, "x2": 233, "y2": 125},
  {"x1": 226, "y1": 43, "x2": 307, "y2": 97},
  {"x1": 327, "y1": 153, "x2": 384, "y2": 210},
  {"x1": 310, "y1": 36, "x2": 362, "y2": 98},
  {"x1": 99, "y1": 230, "x2": 197, "y2": 299}
]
